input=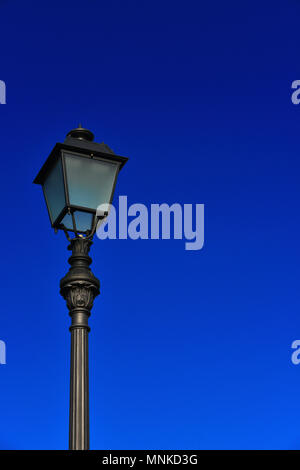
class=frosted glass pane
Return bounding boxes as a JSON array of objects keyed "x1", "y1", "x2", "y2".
[
  {"x1": 43, "y1": 158, "x2": 66, "y2": 223},
  {"x1": 61, "y1": 211, "x2": 94, "y2": 233},
  {"x1": 64, "y1": 154, "x2": 119, "y2": 210}
]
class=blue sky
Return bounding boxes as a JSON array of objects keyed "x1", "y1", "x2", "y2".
[{"x1": 0, "y1": 0, "x2": 300, "y2": 449}]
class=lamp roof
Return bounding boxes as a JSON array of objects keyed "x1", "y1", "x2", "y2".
[{"x1": 33, "y1": 126, "x2": 128, "y2": 185}]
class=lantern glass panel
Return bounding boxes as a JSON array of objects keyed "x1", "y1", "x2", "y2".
[
  {"x1": 64, "y1": 153, "x2": 119, "y2": 211},
  {"x1": 61, "y1": 211, "x2": 94, "y2": 233},
  {"x1": 43, "y1": 158, "x2": 66, "y2": 224}
]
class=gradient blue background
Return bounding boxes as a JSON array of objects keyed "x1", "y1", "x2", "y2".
[{"x1": 0, "y1": 0, "x2": 300, "y2": 450}]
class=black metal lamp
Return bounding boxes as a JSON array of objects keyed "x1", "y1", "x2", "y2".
[
  {"x1": 34, "y1": 125, "x2": 128, "y2": 236},
  {"x1": 34, "y1": 126, "x2": 128, "y2": 450}
]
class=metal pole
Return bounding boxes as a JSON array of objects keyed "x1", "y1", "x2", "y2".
[{"x1": 60, "y1": 237, "x2": 100, "y2": 450}]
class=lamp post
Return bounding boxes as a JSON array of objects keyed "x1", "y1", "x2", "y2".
[{"x1": 34, "y1": 126, "x2": 128, "y2": 450}]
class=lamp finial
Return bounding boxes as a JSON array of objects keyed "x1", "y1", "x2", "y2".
[{"x1": 66, "y1": 126, "x2": 94, "y2": 142}]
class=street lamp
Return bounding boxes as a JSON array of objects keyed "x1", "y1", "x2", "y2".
[{"x1": 34, "y1": 126, "x2": 128, "y2": 450}]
